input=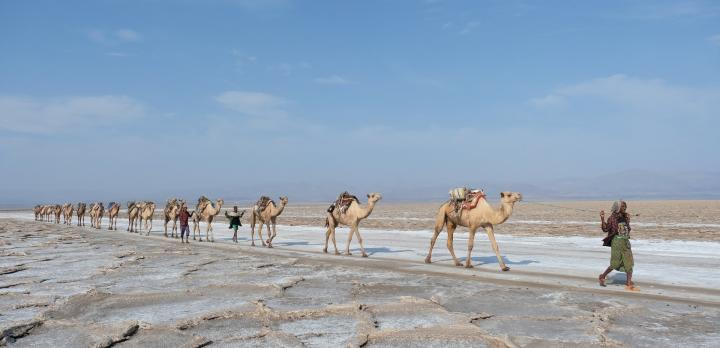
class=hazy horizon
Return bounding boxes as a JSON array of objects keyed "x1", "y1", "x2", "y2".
[{"x1": 2, "y1": 1, "x2": 719, "y2": 205}]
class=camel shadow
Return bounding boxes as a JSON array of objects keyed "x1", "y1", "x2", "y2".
[
  {"x1": 458, "y1": 255, "x2": 539, "y2": 266},
  {"x1": 277, "y1": 241, "x2": 319, "y2": 247},
  {"x1": 362, "y1": 247, "x2": 414, "y2": 256}
]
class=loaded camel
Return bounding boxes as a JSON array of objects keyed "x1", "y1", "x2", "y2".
[
  {"x1": 76, "y1": 203, "x2": 87, "y2": 226},
  {"x1": 163, "y1": 198, "x2": 183, "y2": 238},
  {"x1": 425, "y1": 191, "x2": 522, "y2": 271},
  {"x1": 139, "y1": 201, "x2": 156, "y2": 235},
  {"x1": 323, "y1": 192, "x2": 382, "y2": 257},
  {"x1": 250, "y1": 196, "x2": 288, "y2": 247},
  {"x1": 62, "y1": 203, "x2": 74, "y2": 225},
  {"x1": 42, "y1": 205, "x2": 52, "y2": 222},
  {"x1": 127, "y1": 202, "x2": 140, "y2": 232},
  {"x1": 192, "y1": 197, "x2": 223, "y2": 242},
  {"x1": 89, "y1": 202, "x2": 105, "y2": 229},
  {"x1": 34, "y1": 205, "x2": 42, "y2": 221},
  {"x1": 53, "y1": 204, "x2": 62, "y2": 224},
  {"x1": 107, "y1": 202, "x2": 120, "y2": 230}
]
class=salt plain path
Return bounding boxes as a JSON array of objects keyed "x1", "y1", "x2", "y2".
[{"x1": 1, "y1": 214, "x2": 719, "y2": 347}]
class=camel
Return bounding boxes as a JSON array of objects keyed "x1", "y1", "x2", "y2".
[
  {"x1": 40, "y1": 205, "x2": 51, "y2": 222},
  {"x1": 127, "y1": 201, "x2": 140, "y2": 233},
  {"x1": 76, "y1": 203, "x2": 86, "y2": 226},
  {"x1": 34, "y1": 205, "x2": 42, "y2": 221},
  {"x1": 139, "y1": 201, "x2": 156, "y2": 235},
  {"x1": 53, "y1": 204, "x2": 62, "y2": 224},
  {"x1": 425, "y1": 191, "x2": 522, "y2": 271},
  {"x1": 250, "y1": 196, "x2": 288, "y2": 247},
  {"x1": 163, "y1": 198, "x2": 183, "y2": 238},
  {"x1": 106, "y1": 202, "x2": 120, "y2": 230},
  {"x1": 192, "y1": 197, "x2": 224, "y2": 242},
  {"x1": 62, "y1": 203, "x2": 74, "y2": 225},
  {"x1": 323, "y1": 193, "x2": 382, "y2": 257},
  {"x1": 89, "y1": 202, "x2": 105, "y2": 229}
]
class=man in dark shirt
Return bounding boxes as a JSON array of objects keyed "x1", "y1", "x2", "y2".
[{"x1": 179, "y1": 204, "x2": 194, "y2": 244}]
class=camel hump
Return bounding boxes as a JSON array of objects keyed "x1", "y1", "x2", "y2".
[
  {"x1": 332, "y1": 191, "x2": 359, "y2": 214},
  {"x1": 448, "y1": 188, "x2": 486, "y2": 214},
  {"x1": 255, "y1": 196, "x2": 274, "y2": 210}
]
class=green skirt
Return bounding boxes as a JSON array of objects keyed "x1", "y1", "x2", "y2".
[{"x1": 610, "y1": 237, "x2": 634, "y2": 273}]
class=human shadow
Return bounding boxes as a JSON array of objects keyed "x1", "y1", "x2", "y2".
[{"x1": 607, "y1": 272, "x2": 628, "y2": 285}]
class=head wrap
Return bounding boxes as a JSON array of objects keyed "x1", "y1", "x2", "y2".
[{"x1": 611, "y1": 200, "x2": 627, "y2": 215}]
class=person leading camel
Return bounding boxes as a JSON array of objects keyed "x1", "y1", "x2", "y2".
[
  {"x1": 599, "y1": 201, "x2": 639, "y2": 291},
  {"x1": 179, "y1": 204, "x2": 195, "y2": 244},
  {"x1": 225, "y1": 206, "x2": 245, "y2": 243}
]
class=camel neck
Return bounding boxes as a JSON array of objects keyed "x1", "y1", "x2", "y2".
[
  {"x1": 492, "y1": 201, "x2": 514, "y2": 225},
  {"x1": 358, "y1": 200, "x2": 376, "y2": 219}
]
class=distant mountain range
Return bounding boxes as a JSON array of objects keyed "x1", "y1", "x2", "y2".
[{"x1": 2, "y1": 170, "x2": 719, "y2": 208}]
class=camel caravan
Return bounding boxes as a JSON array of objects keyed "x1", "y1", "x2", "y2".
[{"x1": 33, "y1": 186, "x2": 523, "y2": 271}]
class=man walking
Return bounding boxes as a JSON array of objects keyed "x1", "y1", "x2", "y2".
[{"x1": 179, "y1": 204, "x2": 194, "y2": 244}]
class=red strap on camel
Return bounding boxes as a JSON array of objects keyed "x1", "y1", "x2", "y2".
[{"x1": 461, "y1": 191, "x2": 486, "y2": 210}]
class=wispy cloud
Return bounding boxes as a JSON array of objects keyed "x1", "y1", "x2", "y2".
[
  {"x1": 0, "y1": 95, "x2": 146, "y2": 134},
  {"x1": 106, "y1": 52, "x2": 131, "y2": 57},
  {"x1": 619, "y1": 1, "x2": 720, "y2": 20},
  {"x1": 231, "y1": 49, "x2": 257, "y2": 73},
  {"x1": 314, "y1": 75, "x2": 350, "y2": 85},
  {"x1": 529, "y1": 74, "x2": 720, "y2": 120},
  {"x1": 114, "y1": 29, "x2": 142, "y2": 42},
  {"x1": 267, "y1": 62, "x2": 311, "y2": 75},
  {"x1": 459, "y1": 21, "x2": 480, "y2": 35},
  {"x1": 708, "y1": 34, "x2": 720, "y2": 45},
  {"x1": 215, "y1": 91, "x2": 285, "y2": 116},
  {"x1": 88, "y1": 28, "x2": 143, "y2": 45}
]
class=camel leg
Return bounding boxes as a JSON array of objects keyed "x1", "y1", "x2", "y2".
[
  {"x1": 346, "y1": 225, "x2": 355, "y2": 256},
  {"x1": 425, "y1": 222, "x2": 444, "y2": 264},
  {"x1": 446, "y1": 223, "x2": 462, "y2": 266},
  {"x1": 485, "y1": 225, "x2": 510, "y2": 271},
  {"x1": 331, "y1": 226, "x2": 339, "y2": 255},
  {"x1": 209, "y1": 218, "x2": 214, "y2": 242},
  {"x1": 267, "y1": 219, "x2": 277, "y2": 246},
  {"x1": 250, "y1": 214, "x2": 257, "y2": 246},
  {"x1": 257, "y1": 221, "x2": 266, "y2": 247},
  {"x1": 353, "y1": 226, "x2": 368, "y2": 258},
  {"x1": 323, "y1": 227, "x2": 331, "y2": 253},
  {"x1": 465, "y1": 227, "x2": 478, "y2": 268},
  {"x1": 265, "y1": 224, "x2": 273, "y2": 248},
  {"x1": 146, "y1": 219, "x2": 152, "y2": 236}
]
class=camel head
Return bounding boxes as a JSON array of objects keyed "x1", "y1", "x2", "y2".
[
  {"x1": 366, "y1": 192, "x2": 383, "y2": 203},
  {"x1": 279, "y1": 196, "x2": 289, "y2": 206},
  {"x1": 500, "y1": 192, "x2": 523, "y2": 204}
]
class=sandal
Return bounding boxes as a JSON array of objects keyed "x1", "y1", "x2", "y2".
[{"x1": 625, "y1": 285, "x2": 641, "y2": 292}]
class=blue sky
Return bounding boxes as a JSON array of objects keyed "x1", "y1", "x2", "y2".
[{"x1": 1, "y1": 0, "x2": 719, "y2": 203}]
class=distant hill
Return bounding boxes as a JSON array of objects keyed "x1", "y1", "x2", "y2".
[{"x1": 2, "y1": 170, "x2": 719, "y2": 208}]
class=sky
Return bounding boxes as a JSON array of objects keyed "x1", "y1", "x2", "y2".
[{"x1": 1, "y1": 0, "x2": 719, "y2": 204}]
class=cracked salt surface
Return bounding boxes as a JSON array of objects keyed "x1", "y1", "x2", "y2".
[{"x1": 2, "y1": 217, "x2": 720, "y2": 347}]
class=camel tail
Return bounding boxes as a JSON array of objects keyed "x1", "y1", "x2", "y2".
[{"x1": 324, "y1": 217, "x2": 329, "y2": 228}]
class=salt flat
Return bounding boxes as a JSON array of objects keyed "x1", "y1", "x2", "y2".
[{"x1": 1, "y1": 211, "x2": 720, "y2": 347}]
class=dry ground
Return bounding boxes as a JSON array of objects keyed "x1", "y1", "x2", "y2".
[{"x1": 1, "y1": 218, "x2": 719, "y2": 347}]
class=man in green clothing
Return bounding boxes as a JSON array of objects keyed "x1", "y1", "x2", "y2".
[
  {"x1": 599, "y1": 201, "x2": 639, "y2": 291},
  {"x1": 225, "y1": 206, "x2": 245, "y2": 243}
]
